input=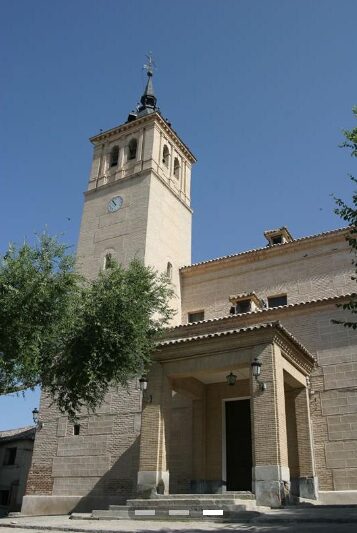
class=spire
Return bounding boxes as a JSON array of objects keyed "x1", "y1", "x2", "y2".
[
  {"x1": 127, "y1": 54, "x2": 157, "y2": 122},
  {"x1": 139, "y1": 53, "x2": 158, "y2": 113}
]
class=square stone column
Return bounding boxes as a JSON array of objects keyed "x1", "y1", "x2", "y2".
[
  {"x1": 294, "y1": 386, "x2": 318, "y2": 499},
  {"x1": 137, "y1": 363, "x2": 171, "y2": 497},
  {"x1": 251, "y1": 343, "x2": 290, "y2": 507}
]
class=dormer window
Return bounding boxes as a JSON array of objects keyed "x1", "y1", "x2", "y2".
[
  {"x1": 110, "y1": 146, "x2": 119, "y2": 167},
  {"x1": 234, "y1": 299, "x2": 251, "y2": 314},
  {"x1": 271, "y1": 235, "x2": 282, "y2": 245},
  {"x1": 229, "y1": 293, "x2": 262, "y2": 315},
  {"x1": 162, "y1": 145, "x2": 170, "y2": 167},
  {"x1": 264, "y1": 227, "x2": 293, "y2": 247},
  {"x1": 128, "y1": 138, "x2": 137, "y2": 160}
]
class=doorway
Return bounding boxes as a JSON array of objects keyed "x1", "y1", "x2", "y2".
[{"x1": 224, "y1": 399, "x2": 252, "y2": 491}]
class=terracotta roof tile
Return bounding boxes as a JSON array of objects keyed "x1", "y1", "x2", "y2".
[
  {"x1": 159, "y1": 321, "x2": 314, "y2": 360},
  {"x1": 171, "y1": 293, "x2": 355, "y2": 329},
  {"x1": 181, "y1": 227, "x2": 350, "y2": 271},
  {"x1": 0, "y1": 425, "x2": 35, "y2": 442}
]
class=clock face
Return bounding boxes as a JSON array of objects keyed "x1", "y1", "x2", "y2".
[{"x1": 107, "y1": 196, "x2": 123, "y2": 213}]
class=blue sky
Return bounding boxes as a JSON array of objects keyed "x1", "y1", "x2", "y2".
[{"x1": 1, "y1": 0, "x2": 356, "y2": 430}]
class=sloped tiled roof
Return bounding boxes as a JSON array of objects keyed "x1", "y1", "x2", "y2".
[
  {"x1": 159, "y1": 320, "x2": 314, "y2": 361},
  {"x1": 181, "y1": 227, "x2": 350, "y2": 271},
  {"x1": 0, "y1": 425, "x2": 35, "y2": 443},
  {"x1": 171, "y1": 293, "x2": 355, "y2": 330}
]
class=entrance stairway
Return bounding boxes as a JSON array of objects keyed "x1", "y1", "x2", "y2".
[{"x1": 72, "y1": 492, "x2": 269, "y2": 521}]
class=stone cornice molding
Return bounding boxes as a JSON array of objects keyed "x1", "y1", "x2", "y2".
[
  {"x1": 272, "y1": 333, "x2": 315, "y2": 375},
  {"x1": 156, "y1": 321, "x2": 315, "y2": 374},
  {"x1": 89, "y1": 113, "x2": 196, "y2": 163},
  {"x1": 84, "y1": 166, "x2": 193, "y2": 213},
  {"x1": 167, "y1": 293, "x2": 355, "y2": 339}
]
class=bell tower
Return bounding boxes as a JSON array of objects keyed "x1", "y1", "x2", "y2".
[{"x1": 76, "y1": 59, "x2": 196, "y2": 323}]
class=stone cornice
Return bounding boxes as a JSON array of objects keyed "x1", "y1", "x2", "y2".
[
  {"x1": 83, "y1": 166, "x2": 193, "y2": 213},
  {"x1": 89, "y1": 113, "x2": 196, "y2": 163},
  {"x1": 155, "y1": 321, "x2": 316, "y2": 374},
  {"x1": 273, "y1": 332, "x2": 315, "y2": 375},
  {"x1": 167, "y1": 293, "x2": 355, "y2": 340}
]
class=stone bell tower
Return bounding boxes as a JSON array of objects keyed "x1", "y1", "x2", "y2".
[{"x1": 76, "y1": 58, "x2": 196, "y2": 323}]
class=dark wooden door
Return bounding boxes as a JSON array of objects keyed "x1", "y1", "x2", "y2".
[{"x1": 225, "y1": 399, "x2": 252, "y2": 490}]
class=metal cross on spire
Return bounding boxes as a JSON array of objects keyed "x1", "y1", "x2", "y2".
[{"x1": 143, "y1": 52, "x2": 156, "y2": 77}]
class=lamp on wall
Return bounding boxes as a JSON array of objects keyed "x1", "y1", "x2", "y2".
[
  {"x1": 226, "y1": 372, "x2": 237, "y2": 386},
  {"x1": 32, "y1": 407, "x2": 43, "y2": 429},
  {"x1": 251, "y1": 358, "x2": 267, "y2": 391},
  {"x1": 139, "y1": 375, "x2": 152, "y2": 403},
  {"x1": 139, "y1": 376, "x2": 148, "y2": 391}
]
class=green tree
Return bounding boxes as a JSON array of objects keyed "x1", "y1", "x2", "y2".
[
  {"x1": 334, "y1": 106, "x2": 357, "y2": 328},
  {"x1": 0, "y1": 234, "x2": 174, "y2": 418}
]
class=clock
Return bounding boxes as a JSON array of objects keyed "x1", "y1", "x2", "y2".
[{"x1": 107, "y1": 196, "x2": 123, "y2": 213}]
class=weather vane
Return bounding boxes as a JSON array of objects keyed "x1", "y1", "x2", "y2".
[{"x1": 143, "y1": 52, "x2": 156, "y2": 76}]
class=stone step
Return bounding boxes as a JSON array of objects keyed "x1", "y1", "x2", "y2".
[
  {"x1": 143, "y1": 492, "x2": 255, "y2": 500},
  {"x1": 89, "y1": 491, "x2": 264, "y2": 521},
  {"x1": 70, "y1": 513, "x2": 96, "y2": 520},
  {"x1": 91, "y1": 507, "x2": 261, "y2": 521},
  {"x1": 121, "y1": 499, "x2": 244, "y2": 508}
]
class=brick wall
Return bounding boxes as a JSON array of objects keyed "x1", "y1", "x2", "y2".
[{"x1": 26, "y1": 380, "x2": 142, "y2": 504}]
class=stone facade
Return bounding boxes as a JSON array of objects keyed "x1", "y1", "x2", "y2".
[{"x1": 23, "y1": 74, "x2": 357, "y2": 514}]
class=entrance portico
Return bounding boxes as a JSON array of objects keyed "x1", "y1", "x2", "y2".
[{"x1": 137, "y1": 321, "x2": 317, "y2": 507}]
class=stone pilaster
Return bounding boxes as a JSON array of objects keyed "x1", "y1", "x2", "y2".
[
  {"x1": 251, "y1": 343, "x2": 290, "y2": 507},
  {"x1": 137, "y1": 363, "x2": 171, "y2": 497},
  {"x1": 295, "y1": 386, "x2": 318, "y2": 499}
]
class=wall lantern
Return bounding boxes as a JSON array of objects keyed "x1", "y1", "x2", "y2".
[
  {"x1": 251, "y1": 358, "x2": 267, "y2": 391},
  {"x1": 32, "y1": 407, "x2": 43, "y2": 429},
  {"x1": 139, "y1": 375, "x2": 152, "y2": 403},
  {"x1": 226, "y1": 372, "x2": 237, "y2": 386},
  {"x1": 139, "y1": 376, "x2": 148, "y2": 392},
  {"x1": 251, "y1": 358, "x2": 262, "y2": 378}
]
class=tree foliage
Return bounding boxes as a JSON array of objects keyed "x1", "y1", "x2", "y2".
[
  {"x1": 0, "y1": 234, "x2": 174, "y2": 417},
  {"x1": 334, "y1": 106, "x2": 357, "y2": 328}
]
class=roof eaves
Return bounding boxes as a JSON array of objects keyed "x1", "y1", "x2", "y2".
[
  {"x1": 158, "y1": 320, "x2": 314, "y2": 360},
  {"x1": 180, "y1": 227, "x2": 350, "y2": 271},
  {"x1": 168, "y1": 293, "x2": 355, "y2": 331},
  {"x1": 0, "y1": 425, "x2": 36, "y2": 442}
]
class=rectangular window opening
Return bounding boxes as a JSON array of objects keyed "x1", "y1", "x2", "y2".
[
  {"x1": 0, "y1": 490, "x2": 10, "y2": 506},
  {"x1": 235, "y1": 299, "x2": 251, "y2": 314},
  {"x1": 3, "y1": 447, "x2": 17, "y2": 466},
  {"x1": 188, "y1": 310, "x2": 204, "y2": 323},
  {"x1": 271, "y1": 235, "x2": 283, "y2": 245},
  {"x1": 268, "y1": 294, "x2": 287, "y2": 308},
  {"x1": 73, "y1": 424, "x2": 80, "y2": 436}
]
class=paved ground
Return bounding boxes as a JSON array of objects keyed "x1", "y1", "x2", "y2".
[
  {"x1": 1, "y1": 525, "x2": 357, "y2": 533},
  {"x1": 1, "y1": 507, "x2": 357, "y2": 532}
]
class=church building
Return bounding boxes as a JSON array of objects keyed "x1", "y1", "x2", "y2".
[{"x1": 22, "y1": 62, "x2": 357, "y2": 515}]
